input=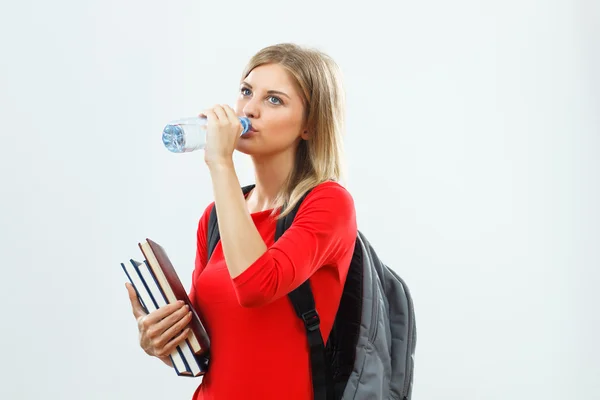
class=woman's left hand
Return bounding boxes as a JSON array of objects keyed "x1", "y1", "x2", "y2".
[{"x1": 200, "y1": 104, "x2": 244, "y2": 167}]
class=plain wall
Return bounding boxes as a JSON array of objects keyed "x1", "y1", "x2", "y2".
[{"x1": 0, "y1": 0, "x2": 598, "y2": 398}]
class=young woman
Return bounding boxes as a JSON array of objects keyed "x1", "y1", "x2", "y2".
[{"x1": 126, "y1": 43, "x2": 358, "y2": 399}]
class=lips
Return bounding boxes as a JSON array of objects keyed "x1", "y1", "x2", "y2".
[{"x1": 241, "y1": 127, "x2": 257, "y2": 138}]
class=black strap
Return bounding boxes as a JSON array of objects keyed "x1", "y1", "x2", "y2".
[
  {"x1": 288, "y1": 281, "x2": 331, "y2": 400},
  {"x1": 206, "y1": 184, "x2": 255, "y2": 261},
  {"x1": 275, "y1": 190, "x2": 333, "y2": 400},
  {"x1": 206, "y1": 206, "x2": 220, "y2": 262},
  {"x1": 206, "y1": 185, "x2": 332, "y2": 400}
]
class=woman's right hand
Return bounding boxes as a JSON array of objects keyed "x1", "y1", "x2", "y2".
[{"x1": 126, "y1": 282, "x2": 193, "y2": 359}]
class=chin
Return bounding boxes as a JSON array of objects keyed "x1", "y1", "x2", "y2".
[
  {"x1": 235, "y1": 138, "x2": 257, "y2": 155},
  {"x1": 236, "y1": 134, "x2": 299, "y2": 158}
]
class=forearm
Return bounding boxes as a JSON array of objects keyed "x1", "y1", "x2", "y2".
[{"x1": 207, "y1": 160, "x2": 268, "y2": 278}]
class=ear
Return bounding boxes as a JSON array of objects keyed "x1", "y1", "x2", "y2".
[{"x1": 300, "y1": 129, "x2": 310, "y2": 140}]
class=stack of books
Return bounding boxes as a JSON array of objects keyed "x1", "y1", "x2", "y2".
[{"x1": 120, "y1": 238, "x2": 210, "y2": 377}]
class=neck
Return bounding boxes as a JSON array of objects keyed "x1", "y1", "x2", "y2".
[{"x1": 248, "y1": 148, "x2": 296, "y2": 213}]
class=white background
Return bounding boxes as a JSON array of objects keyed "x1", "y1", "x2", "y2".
[{"x1": 1, "y1": 0, "x2": 598, "y2": 399}]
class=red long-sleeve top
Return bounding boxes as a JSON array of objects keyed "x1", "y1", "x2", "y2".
[{"x1": 188, "y1": 181, "x2": 357, "y2": 400}]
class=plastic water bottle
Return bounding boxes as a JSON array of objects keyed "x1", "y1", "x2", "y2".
[{"x1": 162, "y1": 116, "x2": 252, "y2": 153}]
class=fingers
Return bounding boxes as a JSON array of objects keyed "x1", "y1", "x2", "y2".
[
  {"x1": 211, "y1": 104, "x2": 228, "y2": 121},
  {"x1": 156, "y1": 327, "x2": 192, "y2": 358},
  {"x1": 202, "y1": 108, "x2": 218, "y2": 124},
  {"x1": 139, "y1": 302, "x2": 189, "y2": 344},
  {"x1": 154, "y1": 303, "x2": 191, "y2": 334},
  {"x1": 201, "y1": 105, "x2": 240, "y2": 127},
  {"x1": 126, "y1": 282, "x2": 146, "y2": 319},
  {"x1": 143, "y1": 300, "x2": 187, "y2": 326},
  {"x1": 137, "y1": 301, "x2": 190, "y2": 355},
  {"x1": 158, "y1": 309, "x2": 193, "y2": 346},
  {"x1": 222, "y1": 104, "x2": 241, "y2": 127},
  {"x1": 147, "y1": 307, "x2": 193, "y2": 357},
  {"x1": 201, "y1": 105, "x2": 225, "y2": 122}
]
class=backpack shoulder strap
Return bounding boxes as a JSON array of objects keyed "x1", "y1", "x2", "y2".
[
  {"x1": 206, "y1": 205, "x2": 219, "y2": 262},
  {"x1": 276, "y1": 189, "x2": 333, "y2": 400},
  {"x1": 206, "y1": 184, "x2": 255, "y2": 262}
]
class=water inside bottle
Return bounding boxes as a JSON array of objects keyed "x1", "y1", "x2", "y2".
[
  {"x1": 162, "y1": 117, "x2": 206, "y2": 153},
  {"x1": 162, "y1": 116, "x2": 251, "y2": 153}
]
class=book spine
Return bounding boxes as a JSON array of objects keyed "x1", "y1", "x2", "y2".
[
  {"x1": 123, "y1": 261, "x2": 189, "y2": 376},
  {"x1": 137, "y1": 260, "x2": 205, "y2": 377},
  {"x1": 138, "y1": 241, "x2": 206, "y2": 355},
  {"x1": 120, "y1": 262, "x2": 149, "y2": 314}
]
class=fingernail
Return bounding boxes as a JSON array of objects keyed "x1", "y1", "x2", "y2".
[{"x1": 178, "y1": 300, "x2": 184, "y2": 306}]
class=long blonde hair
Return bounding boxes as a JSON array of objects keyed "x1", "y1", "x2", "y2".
[{"x1": 241, "y1": 43, "x2": 347, "y2": 219}]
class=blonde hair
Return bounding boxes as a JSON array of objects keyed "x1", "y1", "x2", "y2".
[{"x1": 241, "y1": 43, "x2": 347, "y2": 219}]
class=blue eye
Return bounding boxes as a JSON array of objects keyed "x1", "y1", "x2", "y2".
[
  {"x1": 268, "y1": 96, "x2": 282, "y2": 105},
  {"x1": 241, "y1": 87, "x2": 251, "y2": 96}
]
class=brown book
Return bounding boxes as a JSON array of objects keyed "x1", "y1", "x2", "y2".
[{"x1": 138, "y1": 238, "x2": 210, "y2": 356}]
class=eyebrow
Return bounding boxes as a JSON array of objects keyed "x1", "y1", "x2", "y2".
[{"x1": 241, "y1": 82, "x2": 291, "y2": 100}]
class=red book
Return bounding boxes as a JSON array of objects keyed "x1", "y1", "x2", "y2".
[{"x1": 138, "y1": 238, "x2": 210, "y2": 356}]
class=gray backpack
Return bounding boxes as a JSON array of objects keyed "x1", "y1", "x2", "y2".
[{"x1": 207, "y1": 185, "x2": 417, "y2": 400}]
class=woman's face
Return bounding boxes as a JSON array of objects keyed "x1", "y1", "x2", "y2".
[{"x1": 234, "y1": 63, "x2": 307, "y2": 156}]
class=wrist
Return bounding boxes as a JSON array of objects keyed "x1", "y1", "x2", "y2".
[{"x1": 206, "y1": 157, "x2": 235, "y2": 172}]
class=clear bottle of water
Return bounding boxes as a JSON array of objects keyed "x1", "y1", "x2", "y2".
[{"x1": 162, "y1": 116, "x2": 252, "y2": 153}]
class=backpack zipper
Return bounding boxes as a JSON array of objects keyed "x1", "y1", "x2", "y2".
[
  {"x1": 368, "y1": 267, "x2": 381, "y2": 343},
  {"x1": 397, "y1": 274, "x2": 416, "y2": 398}
]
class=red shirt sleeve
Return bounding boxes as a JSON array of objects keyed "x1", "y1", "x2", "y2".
[{"x1": 231, "y1": 182, "x2": 357, "y2": 308}]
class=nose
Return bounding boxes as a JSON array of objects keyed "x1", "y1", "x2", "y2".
[{"x1": 242, "y1": 97, "x2": 260, "y2": 119}]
